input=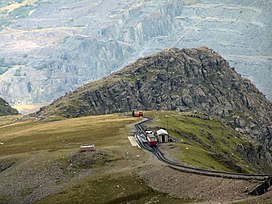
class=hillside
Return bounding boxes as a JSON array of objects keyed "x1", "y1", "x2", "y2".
[
  {"x1": 35, "y1": 47, "x2": 272, "y2": 169},
  {"x1": 0, "y1": 113, "x2": 270, "y2": 204},
  {"x1": 0, "y1": 97, "x2": 18, "y2": 116},
  {"x1": 144, "y1": 111, "x2": 270, "y2": 174},
  {"x1": 0, "y1": 114, "x2": 179, "y2": 204},
  {"x1": 0, "y1": 0, "x2": 271, "y2": 104}
]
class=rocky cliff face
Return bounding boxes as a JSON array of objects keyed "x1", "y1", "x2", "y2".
[
  {"x1": 0, "y1": 0, "x2": 271, "y2": 105},
  {"x1": 0, "y1": 98, "x2": 19, "y2": 116},
  {"x1": 36, "y1": 47, "x2": 272, "y2": 163}
]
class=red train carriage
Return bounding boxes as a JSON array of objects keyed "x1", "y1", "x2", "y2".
[
  {"x1": 146, "y1": 133, "x2": 157, "y2": 147},
  {"x1": 132, "y1": 110, "x2": 144, "y2": 117}
]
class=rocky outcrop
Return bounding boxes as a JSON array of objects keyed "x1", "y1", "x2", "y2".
[
  {"x1": 35, "y1": 47, "x2": 272, "y2": 163},
  {"x1": 0, "y1": 97, "x2": 19, "y2": 116}
]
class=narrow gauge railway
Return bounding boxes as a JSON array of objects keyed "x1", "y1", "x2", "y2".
[{"x1": 134, "y1": 120, "x2": 272, "y2": 181}]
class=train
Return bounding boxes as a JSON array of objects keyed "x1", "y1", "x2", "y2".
[
  {"x1": 132, "y1": 110, "x2": 144, "y2": 117},
  {"x1": 146, "y1": 133, "x2": 157, "y2": 147}
]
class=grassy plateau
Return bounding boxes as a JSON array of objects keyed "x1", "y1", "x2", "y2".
[
  {"x1": 0, "y1": 111, "x2": 270, "y2": 204},
  {"x1": 0, "y1": 113, "x2": 183, "y2": 204}
]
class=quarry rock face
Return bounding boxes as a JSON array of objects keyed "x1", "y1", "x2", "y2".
[
  {"x1": 0, "y1": 0, "x2": 271, "y2": 104},
  {"x1": 35, "y1": 47, "x2": 272, "y2": 165}
]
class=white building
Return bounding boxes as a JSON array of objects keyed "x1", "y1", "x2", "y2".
[
  {"x1": 80, "y1": 144, "x2": 95, "y2": 152},
  {"x1": 156, "y1": 129, "x2": 169, "y2": 143}
]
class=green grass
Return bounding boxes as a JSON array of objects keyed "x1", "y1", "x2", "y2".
[
  {"x1": 0, "y1": 114, "x2": 195, "y2": 203},
  {"x1": 145, "y1": 111, "x2": 259, "y2": 173},
  {"x1": 0, "y1": 111, "x2": 264, "y2": 203},
  {"x1": 20, "y1": 187, "x2": 35, "y2": 197},
  {"x1": 0, "y1": 114, "x2": 138, "y2": 156},
  {"x1": 233, "y1": 198, "x2": 272, "y2": 204},
  {"x1": 0, "y1": 115, "x2": 19, "y2": 126},
  {"x1": 0, "y1": 194, "x2": 13, "y2": 204},
  {"x1": 175, "y1": 143, "x2": 233, "y2": 171},
  {"x1": 36, "y1": 172, "x2": 187, "y2": 204}
]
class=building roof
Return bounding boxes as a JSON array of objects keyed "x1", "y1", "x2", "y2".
[{"x1": 156, "y1": 129, "x2": 168, "y2": 135}]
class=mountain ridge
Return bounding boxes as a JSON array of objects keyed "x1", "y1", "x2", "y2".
[{"x1": 35, "y1": 47, "x2": 272, "y2": 166}]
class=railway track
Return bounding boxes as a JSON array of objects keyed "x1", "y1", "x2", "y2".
[{"x1": 134, "y1": 119, "x2": 272, "y2": 182}]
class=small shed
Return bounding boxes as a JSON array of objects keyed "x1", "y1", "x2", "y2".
[
  {"x1": 80, "y1": 144, "x2": 95, "y2": 152},
  {"x1": 156, "y1": 129, "x2": 169, "y2": 143}
]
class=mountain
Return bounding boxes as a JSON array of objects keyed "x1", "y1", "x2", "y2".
[
  {"x1": 0, "y1": 97, "x2": 19, "y2": 116},
  {"x1": 0, "y1": 0, "x2": 271, "y2": 105},
  {"x1": 35, "y1": 47, "x2": 272, "y2": 163}
]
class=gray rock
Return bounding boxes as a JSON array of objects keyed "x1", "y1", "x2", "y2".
[
  {"x1": 0, "y1": 0, "x2": 271, "y2": 105},
  {"x1": 0, "y1": 97, "x2": 19, "y2": 116},
  {"x1": 34, "y1": 48, "x2": 272, "y2": 167}
]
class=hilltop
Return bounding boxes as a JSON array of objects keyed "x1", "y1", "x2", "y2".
[
  {"x1": 0, "y1": 97, "x2": 18, "y2": 116},
  {"x1": 35, "y1": 47, "x2": 272, "y2": 169}
]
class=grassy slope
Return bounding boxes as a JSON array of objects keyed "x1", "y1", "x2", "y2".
[
  {"x1": 0, "y1": 114, "x2": 137, "y2": 155},
  {"x1": 0, "y1": 111, "x2": 267, "y2": 203},
  {"x1": 36, "y1": 172, "x2": 183, "y2": 204},
  {"x1": 234, "y1": 199, "x2": 272, "y2": 204},
  {"x1": 145, "y1": 111, "x2": 260, "y2": 173},
  {"x1": 0, "y1": 114, "x2": 183, "y2": 204}
]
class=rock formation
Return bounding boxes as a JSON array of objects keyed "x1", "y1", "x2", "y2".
[
  {"x1": 35, "y1": 47, "x2": 272, "y2": 165},
  {"x1": 0, "y1": 97, "x2": 19, "y2": 116},
  {"x1": 0, "y1": 0, "x2": 271, "y2": 104}
]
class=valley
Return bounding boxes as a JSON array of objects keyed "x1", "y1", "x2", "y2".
[
  {"x1": 12, "y1": 104, "x2": 45, "y2": 114},
  {"x1": 0, "y1": 0, "x2": 271, "y2": 105}
]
